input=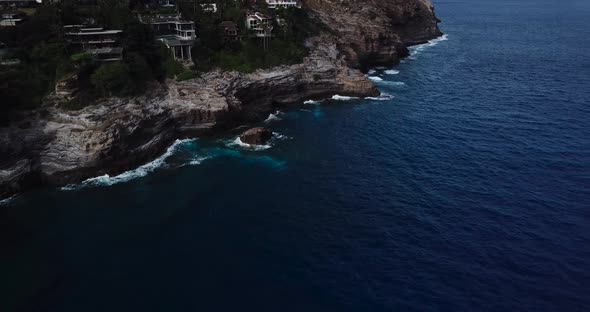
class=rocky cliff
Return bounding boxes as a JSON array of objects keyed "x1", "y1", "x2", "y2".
[
  {"x1": 305, "y1": 0, "x2": 442, "y2": 69},
  {"x1": 0, "y1": 0, "x2": 441, "y2": 197},
  {"x1": 0, "y1": 38, "x2": 378, "y2": 196}
]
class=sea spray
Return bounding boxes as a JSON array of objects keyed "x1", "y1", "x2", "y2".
[
  {"x1": 384, "y1": 69, "x2": 400, "y2": 75},
  {"x1": 264, "y1": 111, "x2": 283, "y2": 123},
  {"x1": 61, "y1": 138, "x2": 196, "y2": 190},
  {"x1": 331, "y1": 95, "x2": 359, "y2": 101},
  {"x1": 0, "y1": 195, "x2": 17, "y2": 206},
  {"x1": 366, "y1": 93, "x2": 395, "y2": 101},
  {"x1": 408, "y1": 34, "x2": 449, "y2": 59},
  {"x1": 227, "y1": 132, "x2": 290, "y2": 151}
]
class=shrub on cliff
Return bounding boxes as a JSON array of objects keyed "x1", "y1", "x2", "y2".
[{"x1": 91, "y1": 62, "x2": 133, "y2": 96}]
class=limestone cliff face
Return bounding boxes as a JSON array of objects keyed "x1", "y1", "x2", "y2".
[{"x1": 305, "y1": 0, "x2": 442, "y2": 68}]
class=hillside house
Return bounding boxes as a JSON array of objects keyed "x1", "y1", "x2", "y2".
[
  {"x1": 0, "y1": 11, "x2": 26, "y2": 26},
  {"x1": 64, "y1": 25, "x2": 124, "y2": 62},
  {"x1": 245, "y1": 11, "x2": 272, "y2": 38},
  {"x1": 219, "y1": 21, "x2": 239, "y2": 42},
  {"x1": 65, "y1": 26, "x2": 123, "y2": 50},
  {"x1": 145, "y1": 13, "x2": 195, "y2": 61},
  {"x1": 264, "y1": 0, "x2": 301, "y2": 9}
]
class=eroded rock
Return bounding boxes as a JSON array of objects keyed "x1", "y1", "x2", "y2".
[{"x1": 240, "y1": 127, "x2": 273, "y2": 145}]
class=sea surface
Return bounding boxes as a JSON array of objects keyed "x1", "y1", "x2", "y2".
[{"x1": 2, "y1": 0, "x2": 590, "y2": 311}]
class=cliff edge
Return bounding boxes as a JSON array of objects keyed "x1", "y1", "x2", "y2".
[{"x1": 306, "y1": 0, "x2": 442, "y2": 69}]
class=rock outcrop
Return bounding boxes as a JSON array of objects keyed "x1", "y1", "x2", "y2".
[
  {"x1": 305, "y1": 0, "x2": 442, "y2": 69},
  {"x1": 240, "y1": 127, "x2": 273, "y2": 145},
  {"x1": 0, "y1": 0, "x2": 442, "y2": 197}
]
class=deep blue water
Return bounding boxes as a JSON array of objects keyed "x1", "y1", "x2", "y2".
[{"x1": 2, "y1": 0, "x2": 590, "y2": 311}]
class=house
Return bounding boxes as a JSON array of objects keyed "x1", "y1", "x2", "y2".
[
  {"x1": 64, "y1": 25, "x2": 124, "y2": 62},
  {"x1": 219, "y1": 21, "x2": 239, "y2": 42},
  {"x1": 64, "y1": 26, "x2": 123, "y2": 50},
  {"x1": 245, "y1": 11, "x2": 272, "y2": 38},
  {"x1": 93, "y1": 47, "x2": 124, "y2": 62},
  {"x1": 145, "y1": 13, "x2": 195, "y2": 61},
  {"x1": 0, "y1": 0, "x2": 40, "y2": 8},
  {"x1": 201, "y1": 3, "x2": 217, "y2": 13},
  {"x1": 0, "y1": 11, "x2": 27, "y2": 26},
  {"x1": 264, "y1": 0, "x2": 301, "y2": 9}
]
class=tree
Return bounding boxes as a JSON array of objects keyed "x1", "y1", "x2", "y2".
[
  {"x1": 125, "y1": 52, "x2": 153, "y2": 91},
  {"x1": 123, "y1": 21, "x2": 166, "y2": 81},
  {"x1": 91, "y1": 62, "x2": 132, "y2": 96}
]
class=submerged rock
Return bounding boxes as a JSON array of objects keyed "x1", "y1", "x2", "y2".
[{"x1": 239, "y1": 127, "x2": 273, "y2": 145}]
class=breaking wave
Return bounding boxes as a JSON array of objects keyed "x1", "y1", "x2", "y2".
[
  {"x1": 0, "y1": 195, "x2": 17, "y2": 206},
  {"x1": 366, "y1": 92, "x2": 395, "y2": 101},
  {"x1": 331, "y1": 95, "x2": 359, "y2": 101},
  {"x1": 369, "y1": 77, "x2": 406, "y2": 87},
  {"x1": 61, "y1": 138, "x2": 196, "y2": 190},
  {"x1": 304, "y1": 99, "x2": 321, "y2": 105},
  {"x1": 384, "y1": 69, "x2": 400, "y2": 75},
  {"x1": 408, "y1": 34, "x2": 449, "y2": 59},
  {"x1": 229, "y1": 137, "x2": 272, "y2": 151},
  {"x1": 227, "y1": 132, "x2": 290, "y2": 151},
  {"x1": 264, "y1": 111, "x2": 283, "y2": 123}
]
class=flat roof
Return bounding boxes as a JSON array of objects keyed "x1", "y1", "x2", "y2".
[{"x1": 66, "y1": 30, "x2": 122, "y2": 36}]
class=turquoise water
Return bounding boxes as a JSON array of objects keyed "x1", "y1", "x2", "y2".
[{"x1": 2, "y1": 0, "x2": 590, "y2": 310}]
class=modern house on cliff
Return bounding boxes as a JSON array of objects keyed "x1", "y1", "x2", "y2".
[
  {"x1": 145, "y1": 13, "x2": 196, "y2": 61},
  {"x1": 64, "y1": 25, "x2": 124, "y2": 62},
  {"x1": 245, "y1": 11, "x2": 272, "y2": 38}
]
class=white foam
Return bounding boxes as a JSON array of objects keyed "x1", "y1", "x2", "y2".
[
  {"x1": 229, "y1": 136, "x2": 271, "y2": 151},
  {"x1": 189, "y1": 156, "x2": 210, "y2": 165},
  {"x1": 367, "y1": 69, "x2": 377, "y2": 75},
  {"x1": 384, "y1": 69, "x2": 400, "y2": 75},
  {"x1": 273, "y1": 132, "x2": 292, "y2": 141},
  {"x1": 304, "y1": 99, "x2": 320, "y2": 105},
  {"x1": 331, "y1": 95, "x2": 359, "y2": 101},
  {"x1": 369, "y1": 76, "x2": 383, "y2": 82},
  {"x1": 227, "y1": 131, "x2": 291, "y2": 151},
  {"x1": 366, "y1": 92, "x2": 395, "y2": 101},
  {"x1": 0, "y1": 195, "x2": 17, "y2": 206},
  {"x1": 369, "y1": 78, "x2": 406, "y2": 87},
  {"x1": 61, "y1": 138, "x2": 196, "y2": 190},
  {"x1": 264, "y1": 111, "x2": 282, "y2": 123},
  {"x1": 385, "y1": 81, "x2": 406, "y2": 86},
  {"x1": 409, "y1": 34, "x2": 449, "y2": 58}
]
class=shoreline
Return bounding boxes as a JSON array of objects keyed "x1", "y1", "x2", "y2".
[
  {"x1": 0, "y1": 0, "x2": 444, "y2": 200},
  {"x1": 0, "y1": 33, "x2": 445, "y2": 202}
]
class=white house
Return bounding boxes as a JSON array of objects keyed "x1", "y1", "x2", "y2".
[
  {"x1": 0, "y1": 11, "x2": 27, "y2": 27},
  {"x1": 264, "y1": 0, "x2": 301, "y2": 9},
  {"x1": 201, "y1": 3, "x2": 217, "y2": 13},
  {"x1": 245, "y1": 11, "x2": 272, "y2": 38},
  {"x1": 146, "y1": 14, "x2": 196, "y2": 61}
]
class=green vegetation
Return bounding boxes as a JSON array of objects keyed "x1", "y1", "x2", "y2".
[
  {"x1": 0, "y1": 0, "x2": 319, "y2": 120},
  {"x1": 185, "y1": 3, "x2": 320, "y2": 72},
  {"x1": 91, "y1": 62, "x2": 132, "y2": 96}
]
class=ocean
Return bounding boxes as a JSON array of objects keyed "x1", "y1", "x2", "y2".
[{"x1": 1, "y1": 0, "x2": 589, "y2": 310}]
